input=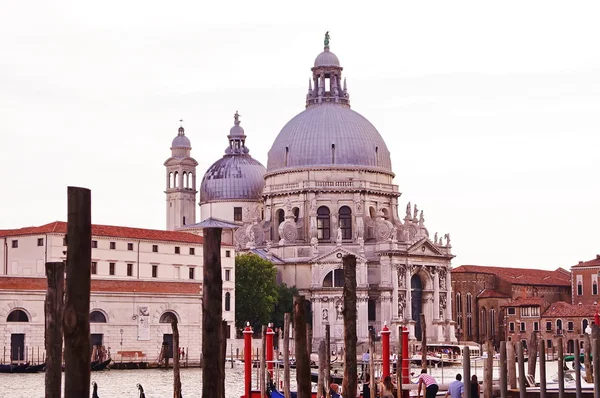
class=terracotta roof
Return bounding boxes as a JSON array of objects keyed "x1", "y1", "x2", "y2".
[
  {"x1": 477, "y1": 289, "x2": 510, "y2": 299},
  {"x1": 0, "y1": 221, "x2": 210, "y2": 245},
  {"x1": 503, "y1": 297, "x2": 546, "y2": 307},
  {"x1": 0, "y1": 276, "x2": 202, "y2": 294},
  {"x1": 571, "y1": 255, "x2": 600, "y2": 268},
  {"x1": 452, "y1": 265, "x2": 571, "y2": 287},
  {"x1": 542, "y1": 301, "x2": 600, "y2": 318}
]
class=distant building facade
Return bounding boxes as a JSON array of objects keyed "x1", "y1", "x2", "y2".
[
  {"x1": 451, "y1": 265, "x2": 571, "y2": 347},
  {"x1": 571, "y1": 255, "x2": 600, "y2": 305},
  {"x1": 0, "y1": 222, "x2": 235, "y2": 363},
  {"x1": 539, "y1": 301, "x2": 597, "y2": 355}
]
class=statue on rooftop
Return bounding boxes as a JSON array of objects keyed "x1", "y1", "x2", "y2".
[
  {"x1": 324, "y1": 31, "x2": 330, "y2": 47},
  {"x1": 234, "y1": 110, "x2": 241, "y2": 125}
]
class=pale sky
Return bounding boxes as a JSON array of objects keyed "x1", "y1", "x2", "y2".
[{"x1": 1, "y1": 1, "x2": 598, "y2": 270}]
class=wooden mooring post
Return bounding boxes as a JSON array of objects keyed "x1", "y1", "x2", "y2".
[
  {"x1": 202, "y1": 226, "x2": 224, "y2": 398},
  {"x1": 325, "y1": 324, "x2": 331, "y2": 398},
  {"x1": 499, "y1": 341, "x2": 507, "y2": 398},
  {"x1": 583, "y1": 333, "x2": 592, "y2": 383},
  {"x1": 593, "y1": 325, "x2": 600, "y2": 397},
  {"x1": 342, "y1": 254, "x2": 358, "y2": 398},
  {"x1": 294, "y1": 296, "x2": 311, "y2": 398},
  {"x1": 507, "y1": 341, "x2": 516, "y2": 389},
  {"x1": 574, "y1": 338, "x2": 581, "y2": 398},
  {"x1": 45, "y1": 261, "x2": 64, "y2": 398},
  {"x1": 369, "y1": 333, "x2": 375, "y2": 397},
  {"x1": 517, "y1": 341, "x2": 526, "y2": 398},
  {"x1": 171, "y1": 318, "x2": 181, "y2": 398},
  {"x1": 420, "y1": 313, "x2": 427, "y2": 371},
  {"x1": 484, "y1": 340, "x2": 493, "y2": 398},
  {"x1": 462, "y1": 347, "x2": 471, "y2": 398},
  {"x1": 63, "y1": 186, "x2": 92, "y2": 398},
  {"x1": 283, "y1": 313, "x2": 291, "y2": 398},
  {"x1": 557, "y1": 337, "x2": 564, "y2": 398},
  {"x1": 317, "y1": 340, "x2": 326, "y2": 398},
  {"x1": 539, "y1": 338, "x2": 546, "y2": 398}
]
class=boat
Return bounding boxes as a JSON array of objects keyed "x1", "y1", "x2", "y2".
[
  {"x1": 310, "y1": 372, "x2": 343, "y2": 384},
  {"x1": 0, "y1": 363, "x2": 44, "y2": 373},
  {"x1": 91, "y1": 358, "x2": 112, "y2": 371},
  {"x1": 413, "y1": 343, "x2": 482, "y2": 366}
]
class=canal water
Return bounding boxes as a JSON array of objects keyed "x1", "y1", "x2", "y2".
[{"x1": 0, "y1": 360, "x2": 561, "y2": 397}]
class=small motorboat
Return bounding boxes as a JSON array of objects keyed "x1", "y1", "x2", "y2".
[{"x1": 92, "y1": 359, "x2": 112, "y2": 371}]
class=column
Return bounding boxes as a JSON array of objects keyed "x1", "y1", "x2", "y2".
[
  {"x1": 405, "y1": 265, "x2": 412, "y2": 316},
  {"x1": 392, "y1": 264, "x2": 399, "y2": 320},
  {"x1": 446, "y1": 268, "x2": 452, "y2": 320},
  {"x1": 433, "y1": 271, "x2": 440, "y2": 320}
]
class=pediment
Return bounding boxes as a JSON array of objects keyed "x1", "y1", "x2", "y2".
[
  {"x1": 310, "y1": 246, "x2": 367, "y2": 264},
  {"x1": 407, "y1": 238, "x2": 444, "y2": 256}
]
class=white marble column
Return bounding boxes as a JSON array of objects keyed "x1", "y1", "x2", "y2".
[
  {"x1": 392, "y1": 264, "x2": 399, "y2": 320},
  {"x1": 358, "y1": 296, "x2": 369, "y2": 341},
  {"x1": 433, "y1": 271, "x2": 440, "y2": 320},
  {"x1": 405, "y1": 265, "x2": 412, "y2": 317}
]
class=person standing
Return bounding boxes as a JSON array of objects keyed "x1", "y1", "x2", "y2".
[
  {"x1": 470, "y1": 375, "x2": 481, "y2": 398},
  {"x1": 445, "y1": 374, "x2": 464, "y2": 398},
  {"x1": 417, "y1": 369, "x2": 439, "y2": 398}
]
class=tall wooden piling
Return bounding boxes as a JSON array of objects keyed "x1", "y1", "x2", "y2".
[
  {"x1": 517, "y1": 342, "x2": 526, "y2": 398},
  {"x1": 499, "y1": 341, "x2": 507, "y2": 398},
  {"x1": 539, "y1": 338, "x2": 546, "y2": 398},
  {"x1": 325, "y1": 324, "x2": 331, "y2": 398},
  {"x1": 221, "y1": 319, "x2": 228, "y2": 397},
  {"x1": 342, "y1": 255, "x2": 358, "y2": 398},
  {"x1": 420, "y1": 313, "x2": 427, "y2": 371},
  {"x1": 593, "y1": 325, "x2": 600, "y2": 396},
  {"x1": 584, "y1": 333, "x2": 592, "y2": 383},
  {"x1": 317, "y1": 340, "x2": 326, "y2": 398},
  {"x1": 574, "y1": 339, "x2": 581, "y2": 398},
  {"x1": 484, "y1": 340, "x2": 493, "y2": 398},
  {"x1": 462, "y1": 346, "x2": 471, "y2": 398},
  {"x1": 507, "y1": 341, "x2": 516, "y2": 389},
  {"x1": 202, "y1": 227, "x2": 224, "y2": 398},
  {"x1": 294, "y1": 296, "x2": 311, "y2": 398},
  {"x1": 369, "y1": 333, "x2": 375, "y2": 398},
  {"x1": 528, "y1": 332, "x2": 538, "y2": 380},
  {"x1": 557, "y1": 337, "x2": 564, "y2": 398},
  {"x1": 63, "y1": 186, "x2": 92, "y2": 398},
  {"x1": 283, "y1": 313, "x2": 291, "y2": 398},
  {"x1": 260, "y1": 326, "x2": 266, "y2": 398},
  {"x1": 45, "y1": 261, "x2": 64, "y2": 398},
  {"x1": 171, "y1": 318, "x2": 181, "y2": 398}
]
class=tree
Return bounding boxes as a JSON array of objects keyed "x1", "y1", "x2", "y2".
[
  {"x1": 235, "y1": 253, "x2": 279, "y2": 333},
  {"x1": 272, "y1": 283, "x2": 298, "y2": 329}
]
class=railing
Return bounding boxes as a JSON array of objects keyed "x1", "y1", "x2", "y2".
[{"x1": 265, "y1": 180, "x2": 399, "y2": 193}]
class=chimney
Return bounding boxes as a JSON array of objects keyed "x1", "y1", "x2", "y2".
[{"x1": 596, "y1": 254, "x2": 600, "y2": 260}]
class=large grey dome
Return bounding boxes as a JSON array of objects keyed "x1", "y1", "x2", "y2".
[
  {"x1": 266, "y1": 104, "x2": 393, "y2": 175},
  {"x1": 200, "y1": 156, "x2": 266, "y2": 204}
]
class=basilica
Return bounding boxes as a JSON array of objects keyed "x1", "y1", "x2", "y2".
[{"x1": 167, "y1": 35, "x2": 457, "y2": 346}]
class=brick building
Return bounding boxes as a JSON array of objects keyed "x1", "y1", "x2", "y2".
[
  {"x1": 451, "y1": 265, "x2": 571, "y2": 347},
  {"x1": 571, "y1": 255, "x2": 600, "y2": 305},
  {"x1": 540, "y1": 301, "x2": 598, "y2": 355},
  {"x1": 0, "y1": 221, "x2": 235, "y2": 364}
]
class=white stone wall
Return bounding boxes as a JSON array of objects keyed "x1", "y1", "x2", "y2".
[{"x1": 200, "y1": 200, "x2": 262, "y2": 223}]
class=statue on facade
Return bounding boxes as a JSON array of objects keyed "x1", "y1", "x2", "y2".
[
  {"x1": 398, "y1": 266, "x2": 406, "y2": 288},
  {"x1": 391, "y1": 226, "x2": 397, "y2": 242},
  {"x1": 413, "y1": 204, "x2": 418, "y2": 221},
  {"x1": 335, "y1": 300, "x2": 343, "y2": 320},
  {"x1": 398, "y1": 293, "x2": 406, "y2": 319},
  {"x1": 284, "y1": 197, "x2": 292, "y2": 216},
  {"x1": 336, "y1": 226, "x2": 342, "y2": 245},
  {"x1": 243, "y1": 205, "x2": 251, "y2": 222},
  {"x1": 234, "y1": 110, "x2": 241, "y2": 124},
  {"x1": 419, "y1": 210, "x2": 425, "y2": 226},
  {"x1": 355, "y1": 198, "x2": 362, "y2": 214},
  {"x1": 358, "y1": 237, "x2": 365, "y2": 253},
  {"x1": 439, "y1": 295, "x2": 447, "y2": 319},
  {"x1": 444, "y1": 233, "x2": 451, "y2": 246},
  {"x1": 434, "y1": 232, "x2": 438, "y2": 245},
  {"x1": 406, "y1": 202, "x2": 411, "y2": 219},
  {"x1": 311, "y1": 236, "x2": 318, "y2": 253},
  {"x1": 438, "y1": 269, "x2": 447, "y2": 290},
  {"x1": 322, "y1": 308, "x2": 329, "y2": 322},
  {"x1": 324, "y1": 31, "x2": 330, "y2": 47}
]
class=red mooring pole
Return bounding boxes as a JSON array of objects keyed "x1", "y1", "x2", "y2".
[
  {"x1": 266, "y1": 323, "x2": 275, "y2": 378},
  {"x1": 402, "y1": 327, "x2": 410, "y2": 384},
  {"x1": 243, "y1": 322, "x2": 253, "y2": 398},
  {"x1": 381, "y1": 322, "x2": 391, "y2": 378}
]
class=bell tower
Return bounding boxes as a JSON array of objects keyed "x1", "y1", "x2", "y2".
[{"x1": 164, "y1": 121, "x2": 198, "y2": 230}]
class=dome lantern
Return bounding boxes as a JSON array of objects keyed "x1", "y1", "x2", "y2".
[{"x1": 307, "y1": 32, "x2": 349, "y2": 108}]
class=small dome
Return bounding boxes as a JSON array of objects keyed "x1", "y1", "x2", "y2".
[
  {"x1": 200, "y1": 156, "x2": 266, "y2": 204},
  {"x1": 314, "y1": 48, "x2": 340, "y2": 67},
  {"x1": 171, "y1": 126, "x2": 191, "y2": 148},
  {"x1": 229, "y1": 125, "x2": 245, "y2": 136}
]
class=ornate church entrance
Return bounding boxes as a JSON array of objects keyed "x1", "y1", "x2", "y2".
[{"x1": 411, "y1": 275, "x2": 423, "y2": 340}]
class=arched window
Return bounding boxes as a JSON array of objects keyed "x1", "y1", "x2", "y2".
[
  {"x1": 369, "y1": 207, "x2": 376, "y2": 218},
  {"x1": 322, "y1": 269, "x2": 344, "y2": 288},
  {"x1": 338, "y1": 206, "x2": 352, "y2": 240},
  {"x1": 187, "y1": 172, "x2": 193, "y2": 189},
  {"x1": 277, "y1": 209, "x2": 285, "y2": 226},
  {"x1": 182, "y1": 172, "x2": 187, "y2": 188},
  {"x1": 160, "y1": 311, "x2": 178, "y2": 323},
  {"x1": 293, "y1": 207, "x2": 300, "y2": 223},
  {"x1": 456, "y1": 293, "x2": 462, "y2": 314},
  {"x1": 225, "y1": 292, "x2": 231, "y2": 311},
  {"x1": 7, "y1": 309, "x2": 29, "y2": 322},
  {"x1": 317, "y1": 206, "x2": 330, "y2": 240},
  {"x1": 168, "y1": 172, "x2": 173, "y2": 188},
  {"x1": 490, "y1": 308, "x2": 496, "y2": 337},
  {"x1": 174, "y1": 171, "x2": 179, "y2": 188},
  {"x1": 556, "y1": 319, "x2": 563, "y2": 332},
  {"x1": 583, "y1": 319, "x2": 589, "y2": 332},
  {"x1": 89, "y1": 311, "x2": 107, "y2": 323},
  {"x1": 480, "y1": 308, "x2": 487, "y2": 337},
  {"x1": 466, "y1": 293, "x2": 472, "y2": 314},
  {"x1": 381, "y1": 208, "x2": 389, "y2": 219}
]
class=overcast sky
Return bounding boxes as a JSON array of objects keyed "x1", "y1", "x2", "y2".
[{"x1": 1, "y1": 1, "x2": 598, "y2": 270}]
